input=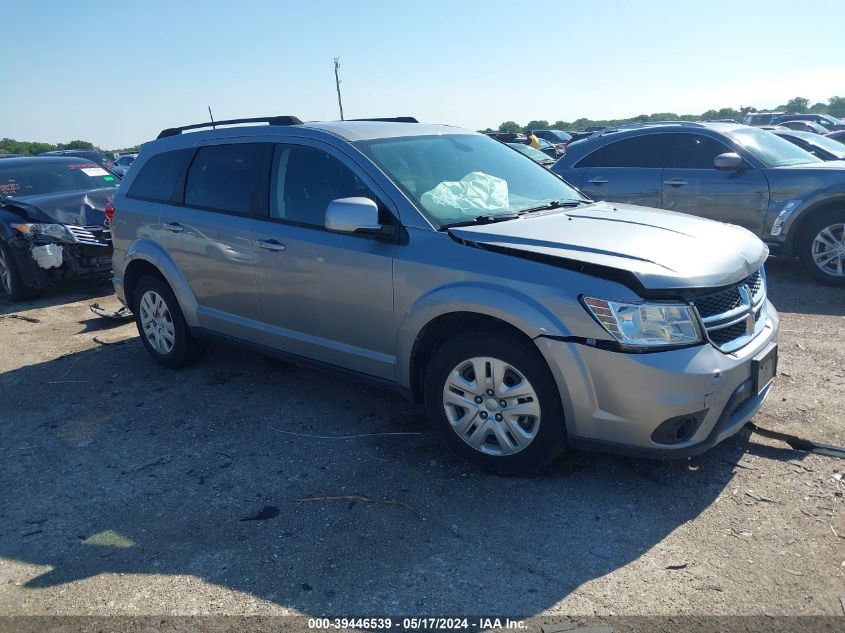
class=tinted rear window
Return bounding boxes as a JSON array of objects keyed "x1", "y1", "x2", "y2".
[
  {"x1": 577, "y1": 135, "x2": 663, "y2": 168},
  {"x1": 184, "y1": 144, "x2": 265, "y2": 214},
  {"x1": 127, "y1": 149, "x2": 194, "y2": 203}
]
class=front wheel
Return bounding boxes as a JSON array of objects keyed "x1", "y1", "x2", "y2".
[
  {"x1": 798, "y1": 209, "x2": 845, "y2": 286},
  {"x1": 0, "y1": 240, "x2": 35, "y2": 302},
  {"x1": 423, "y1": 331, "x2": 566, "y2": 474}
]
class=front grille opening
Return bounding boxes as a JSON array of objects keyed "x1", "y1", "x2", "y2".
[
  {"x1": 708, "y1": 322, "x2": 747, "y2": 346},
  {"x1": 691, "y1": 268, "x2": 766, "y2": 351},
  {"x1": 695, "y1": 289, "x2": 743, "y2": 319}
]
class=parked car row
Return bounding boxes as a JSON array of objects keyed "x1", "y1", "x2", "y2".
[
  {"x1": 743, "y1": 111, "x2": 845, "y2": 131},
  {"x1": 553, "y1": 121, "x2": 845, "y2": 285}
]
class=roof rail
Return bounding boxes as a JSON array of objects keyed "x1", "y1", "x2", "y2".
[
  {"x1": 156, "y1": 116, "x2": 303, "y2": 139},
  {"x1": 347, "y1": 117, "x2": 418, "y2": 123},
  {"x1": 597, "y1": 120, "x2": 706, "y2": 136}
]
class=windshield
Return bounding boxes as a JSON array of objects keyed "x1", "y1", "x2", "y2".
[
  {"x1": 0, "y1": 161, "x2": 119, "y2": 197},
  {"x1": 727, "y1": 127, "x2": 822, "y2": 167},
  {"x1": 547, "y1": 130, "x2": 572, "y2": 142},
  {"x1": 357, "y1": 134, "x2": 585, "y2": 226},
  {"x1": 790, "y1": 132, "x2": 845, "y2": 159},
  {"x1": 508, "y1": 143, "x2": 551, "y2": 161}
]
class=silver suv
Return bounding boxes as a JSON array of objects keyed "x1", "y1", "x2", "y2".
[{"x1": 110, "y1": 116, "x2": 779, "y2": 473}]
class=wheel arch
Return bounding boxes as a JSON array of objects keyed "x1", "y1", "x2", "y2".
[
  {"x1": 786, "y1": 196, "x2": 845, "y2": 252},
  {"x1": 398, "y1": 283, "x2": 572, "y2": 402},
  {"x1": 120, "y1": 240, "x2": 199, "y2": 326}
]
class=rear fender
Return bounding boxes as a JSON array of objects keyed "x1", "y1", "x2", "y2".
[{"x1": 121, "y1": 238, "x2": 199, "y2": 326}]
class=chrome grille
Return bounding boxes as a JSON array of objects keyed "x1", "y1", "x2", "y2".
[
  {"x1": 692, "y1": 268, "x2": 767, "y2": 353},
  {"x1": 66, "y1": 225, "x2": 111, "y2": 246}
]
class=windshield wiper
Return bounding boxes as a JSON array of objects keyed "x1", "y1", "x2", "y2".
[
  {"x1": 517, "y1": 199, "x2": 588, "y2": 215},
  {"x1": 441, "y1": 213, "x2": 520, "y2": 229}
]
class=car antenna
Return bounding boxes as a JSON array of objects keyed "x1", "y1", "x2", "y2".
[{"x1": 208, "y1": 106, "x2": 216, "y2": 130}]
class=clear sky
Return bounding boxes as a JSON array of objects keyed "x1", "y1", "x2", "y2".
[{"x1": 2, "y1": 0, "x2": 843, "y2": 149}]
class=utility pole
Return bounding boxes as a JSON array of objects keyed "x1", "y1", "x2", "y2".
[{"x1": 334, "y1": 57, "x2": 345, "y2": 121}]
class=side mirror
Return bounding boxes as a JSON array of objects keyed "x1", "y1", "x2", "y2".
[
  {"x1": 325, "y1": 197, "x2": 387, "y2": 235},
  {"x1": 714, "y1": 152, "x2": 745, "y2": 170}
]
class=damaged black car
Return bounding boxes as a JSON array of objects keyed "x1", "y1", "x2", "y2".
[{"x1": 0, "y1": 156, "x2": 117, "y2": 301}]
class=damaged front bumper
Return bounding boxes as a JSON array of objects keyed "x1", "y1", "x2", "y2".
[{"x1": 7, "y1": 224, "x2": 113, "y2": 290}]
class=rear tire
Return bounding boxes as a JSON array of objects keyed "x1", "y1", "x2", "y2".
[
  {"x1": 423, "y1": 330, "x2": 566, "y2": 474},
  {"x1": 798, "y1": 209, "x2": 845, "y2": 286},
  {"x1": 132, "y1": 275, "x2": 205, "y2": 368},
  {"x1": 0, "y1": 240, "x2": 35, "y2": 302}
]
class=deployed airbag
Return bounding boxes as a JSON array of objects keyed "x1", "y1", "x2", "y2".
[{"x1": 421, "y1": 172, "x2": 509, "y2": 217}]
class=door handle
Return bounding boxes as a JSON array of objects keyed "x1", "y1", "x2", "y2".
[
  {"x1": 161, "y1": 222, "x2": 184, "y2": 233},
  {"x1": 664, "y1": 178, "x2": 689, "y2": 186},
  {"x1": 256, "y1": 239, "x2": 287, "y2": 252},
  {"x1": 587, "y1": 176, "x2": 608, "y2": 184}
]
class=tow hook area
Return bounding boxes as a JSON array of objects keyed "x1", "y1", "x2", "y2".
[{"x1": 31, "y1": 243, "x2": 64, "y2": 269}]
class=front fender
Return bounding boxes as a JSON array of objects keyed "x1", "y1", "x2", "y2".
[
  {"x1": 120, "y1": 238, "x2": 200, "y2": 327},
  {"x1": 394, "y1": 281, "x2": 573, "y2": 388},
  {"x1": 766, "y1": 189, "x2": 845, "y2": 247}
]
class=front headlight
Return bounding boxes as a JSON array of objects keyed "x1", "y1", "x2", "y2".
[
  {"x1": 582, "y1": 297, "x2": 703, "y2": 348},
  {"x1": 11, "y1": 223, "x2": 73, "y2": 242}
]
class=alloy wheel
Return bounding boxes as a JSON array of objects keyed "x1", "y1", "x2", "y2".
[
  {"x1": 138, "y1": 290, "x2": 176, "y2": 355},
  {"x1": 441, "y1": 356, "x2": 541, "y2": 456},
  {"x1": 0, "y1": 248, "x2": 13, "y2": 295},
  {"x1": 811, "y1": 223, "x2": 845, "y2": 278}
]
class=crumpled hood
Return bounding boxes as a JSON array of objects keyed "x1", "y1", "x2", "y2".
[
  {"x1": 448, "y1": 201, "x2": 769, "y2": 291},
  {"x1": 4, "y1": 188, "x2": 114, "y2": 226}
]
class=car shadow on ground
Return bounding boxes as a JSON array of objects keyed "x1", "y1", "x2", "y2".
[
  {"x1": 765, "y1": 258, "x2": 845, "y2": 318},
  {"x1": 0, "y1": 334, "x2": 809, "y2": 616},
  {"x1": 0, "y1": 280, "x2": 113, "y2": 317}
]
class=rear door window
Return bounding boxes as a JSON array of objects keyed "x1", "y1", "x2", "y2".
[
  {"x1": 576, "y1": 135, "x2": 663, "y2": 168},
  {"x1": 663, "y1": 133, "x2": 733, "y2": 169},
  {"x1": 127, "y1": 148, "x2": 194, "y2": 202},
  {"x1": 184, "y1": 143, "x2": 266, "y2": 214}
]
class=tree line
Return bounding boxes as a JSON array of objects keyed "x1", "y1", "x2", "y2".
[
  {"x1": 0, "y1": 138, "x2": 139, "y2": 157},
  {"x1": 492, "y1": 95, "x2": 845, "y2": 133},
  {"x1": 5, "y1": 95, "x2": 844, "y2": 152}
]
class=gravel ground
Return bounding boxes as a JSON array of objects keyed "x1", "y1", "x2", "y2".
[{"x1": 0, "y1": 258, "x2": 843, "y2": 623}]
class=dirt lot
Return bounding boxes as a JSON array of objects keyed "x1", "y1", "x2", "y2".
[{"x1": 0, "y1": 258, "x2": 843, "y2": 624}]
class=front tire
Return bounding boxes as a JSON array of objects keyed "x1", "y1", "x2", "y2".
[
  {"x1": 132, "y1": 276, "x2": 204, "y2": 368},
  {"x1": 0, "y1": 240, "x2": 35, "y2": 302},
  {"x1": 798, "y1": 209, "x2": 845, "y2": 286},
  {"x1": 423, "y1": 331, "x2": 566, "y2": 474}
]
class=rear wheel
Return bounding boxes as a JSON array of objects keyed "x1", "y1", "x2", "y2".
[
  {"x1": 798, "y1": 209, "x2": 845, "y2": 286},
  {"x1": 132, "y1": 276, "x2": 204, "y2": 368},
  {"x1": 423, "y1": 331, "x2": 566, "y2": 474}
]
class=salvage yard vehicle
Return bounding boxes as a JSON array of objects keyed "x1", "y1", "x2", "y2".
[
  {"x1": 507, "y1": 142, "x2": 556, "y2": 166},
  {"x1": 112, "y1": 153, "x2": 138, "y2": 177},
  {"x1": 553, "y1": 122, "x2": 845, "y2": 284},
  {"x1": 0, "y1": 156, "x2": 116, "y2": 300},
  {"x1": 110, "y1": 116, "x2": 779, "y2": 473},
  {"x1": 774, "y1": 113, "x2": 845, "y2": 131},
  {"x1": 772, "y1": 129, "x2": 845, "y2": 162},
  {"x1": 38, "y1": 148, "x2": 116, "y2": 169}
]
